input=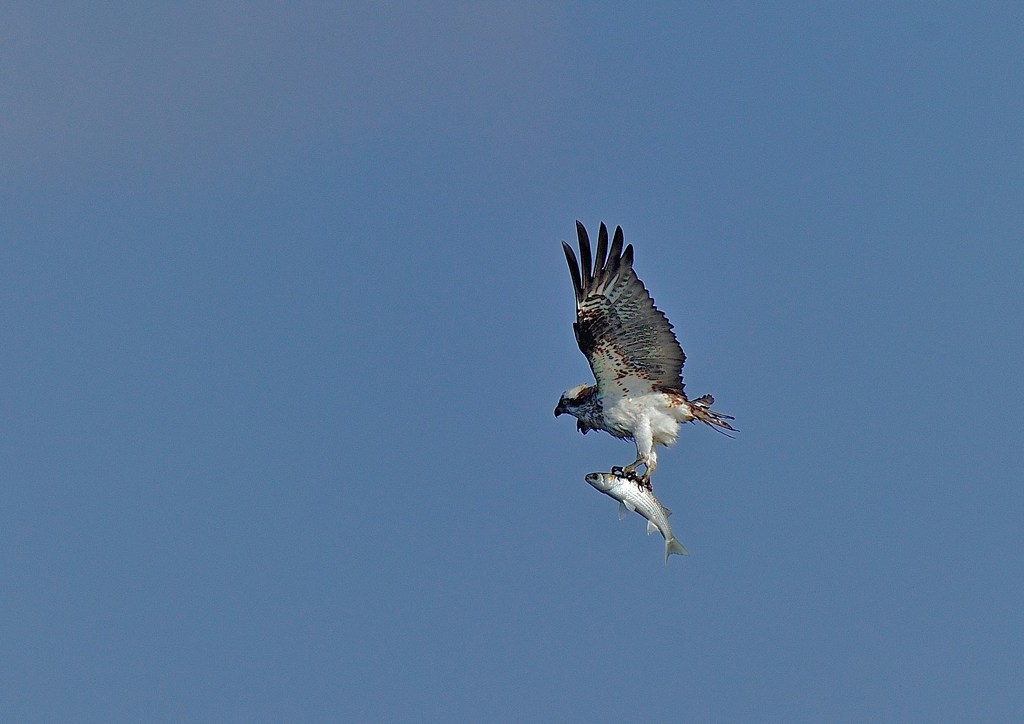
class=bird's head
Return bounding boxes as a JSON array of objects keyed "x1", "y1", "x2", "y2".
[{"x1": 554, "y1": 384, "x2": 595, "y2": 422}]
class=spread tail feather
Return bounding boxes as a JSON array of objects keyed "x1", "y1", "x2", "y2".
[
  {"x1": 690, "y1": 394, "x2": 737, "y2": 437},
  {"x1": 664, "y1": 537, "x2": 688, "y2": 563}
]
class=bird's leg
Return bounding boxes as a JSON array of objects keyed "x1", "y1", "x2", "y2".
[
  {"x1": 629, "y1": 467, "x2": 653, "y2": 491},
  {"x1": 612, "y1": 459, "x2": 651, "y2": 488},
  {"x1": 621, "y1": 424, "x2": 656, "y2": 489},
  {"x1": 640, "y1": 457, "x2": 656, "y2": 487},
  {"x1": 612, "y1": 462, "x2": 639, "y2": 478},
  {"x1": 611, "y1": 455, "x2": 656, "y2": 490}
]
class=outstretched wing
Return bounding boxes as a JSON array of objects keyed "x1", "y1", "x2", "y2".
[{"x1": 562, "y1": 221, "x2": 686, "y2": 399}]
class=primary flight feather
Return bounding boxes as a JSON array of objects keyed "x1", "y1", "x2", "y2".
[{"x1": 554, "y1": 221, "x2": 734, "y2": 488}]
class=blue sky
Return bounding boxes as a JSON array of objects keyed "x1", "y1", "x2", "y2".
[{"x1": 3, "y1": 3, "x2": 1022, "y2": 721}]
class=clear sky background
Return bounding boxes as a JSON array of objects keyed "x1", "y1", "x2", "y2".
[{"x1": 3, "y1": 3, "x2": 1022, "y2": 722}]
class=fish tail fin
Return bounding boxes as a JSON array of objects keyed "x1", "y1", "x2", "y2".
[{"x1": 664, "y1": 537, "x2": 689, "y2": 563}]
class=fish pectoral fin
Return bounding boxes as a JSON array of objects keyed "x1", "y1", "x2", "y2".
[
  {"x1": 617, "y1": 501, "x2": 633, "y2": 520},
  {"x1": 646, "y1": 520, "x2": 658, "y2": 536}
]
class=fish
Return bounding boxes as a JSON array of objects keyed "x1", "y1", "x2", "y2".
[{"x1": 585, "y1": 471, "x2": 689, "y2": 562}]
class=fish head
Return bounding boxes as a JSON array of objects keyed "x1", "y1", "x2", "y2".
[{"x1": 584, "y1": 472, "x2": 617, "y2": 493}]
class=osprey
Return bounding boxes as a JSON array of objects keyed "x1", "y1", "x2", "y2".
[{"x1": 554, "y1": 221, "x2": 735, "y2": 488}]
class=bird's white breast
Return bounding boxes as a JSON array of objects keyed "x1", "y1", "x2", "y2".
[{"x1": 604, "y1": 392, "x2": 683, "y2": 446}]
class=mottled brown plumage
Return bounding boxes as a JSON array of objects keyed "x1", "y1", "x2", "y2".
[{"x1": 555, "y1": 221, "x2": 735, "y2": 486}]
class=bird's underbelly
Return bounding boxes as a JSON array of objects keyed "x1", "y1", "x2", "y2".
[{"x1": 604, "y1": 395, "x2": 681, "y2": 446}]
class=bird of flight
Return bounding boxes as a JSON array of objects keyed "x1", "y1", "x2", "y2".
[{"x1": 555, "y1": 221, "x2": 735, "y2": 489}]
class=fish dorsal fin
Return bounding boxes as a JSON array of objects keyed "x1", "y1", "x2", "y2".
[
  {"x1": 646, "y1": 520, "x2": 657, "y2": 536},
  {"x1": 663, "y1": 507, "x2": 672, "y2": 518}
]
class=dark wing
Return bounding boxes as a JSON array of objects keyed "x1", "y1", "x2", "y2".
[{"x1": 562, "y1": 221, "x2": 686, "y2": 399}]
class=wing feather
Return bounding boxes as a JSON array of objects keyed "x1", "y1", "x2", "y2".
[
  {"x1": 563, "y1": 221, "x2": 686, "y2": 398},
  {"x1": 561, "y1": 241, "x2": 582, "y2": 305},
  {"x1": 606, "y1": 225, "x2": 624, "y2": 274},
  {"x1": 576, "y1": 221, "x2": 593, "y2": 292},
  {"x1": 593, "y1": 223, "x2": 609, "y2": 277}
]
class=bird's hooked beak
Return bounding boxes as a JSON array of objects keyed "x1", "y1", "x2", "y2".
[{"x1": 554, "y1": 402, "x2": 566, "y2": 417}]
